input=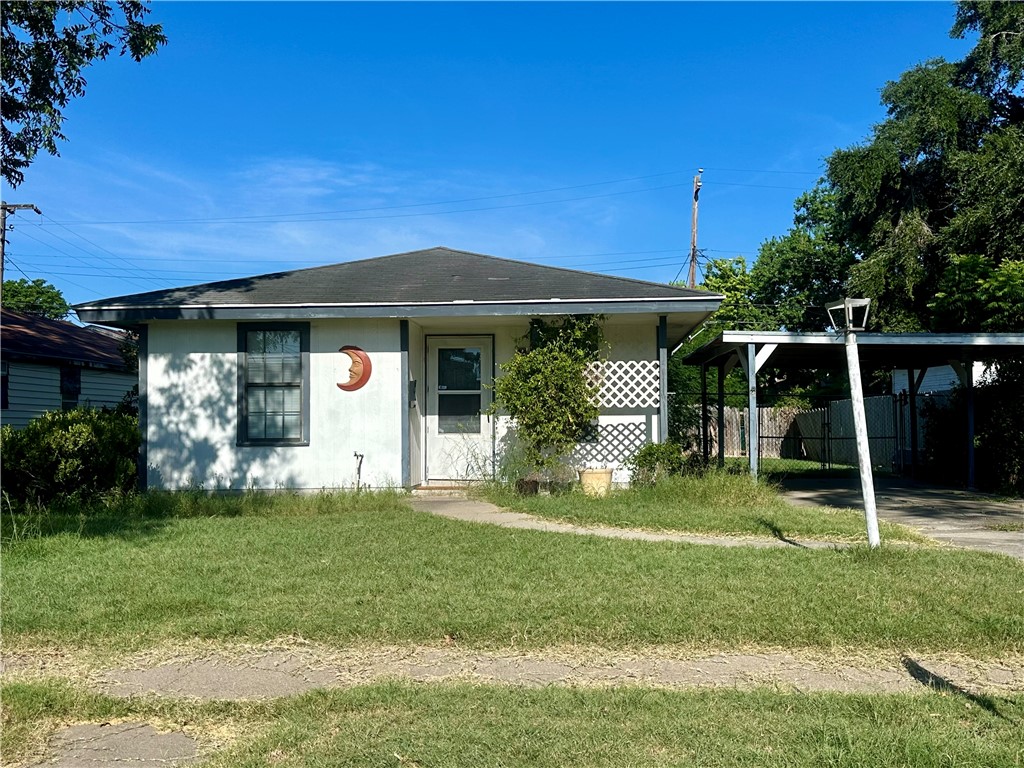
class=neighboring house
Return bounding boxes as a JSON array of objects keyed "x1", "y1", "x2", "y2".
[
  {"x1": 891, "y1": 363, "x2": 986, "y2": 395},
  {"x1": 0, "y1": 308, "x2": 137, "y2": 429},
  {"x1": 75, "y1": 247, "x2": 722, "y2": 491}
]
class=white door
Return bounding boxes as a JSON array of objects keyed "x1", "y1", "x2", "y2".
[{"x1": 426, "y1": 336, "x2": 493, "y2": 481}]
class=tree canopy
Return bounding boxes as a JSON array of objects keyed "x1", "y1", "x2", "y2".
[
  {"x1": 692, "y1": 2, "x2": 1024, "y2": 336},
  {"x1": 1, "y1": 1, "x2": 166, "y2": 187},
  {"x1": 823, "y1": 1, "x2": 1024, "y2": 332},
  {"x1": 1, "y1": 278, "x2": 72, "y2": 319}
]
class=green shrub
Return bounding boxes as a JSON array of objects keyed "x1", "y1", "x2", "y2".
[
  {"x1": 1, "y1": 408, "x2": 140, "y2": 504},
  {"x1": 625, "y1": 442, "x2": 687, "y2": 485},
  {"x1": 490, "y1": 316, "x2": 604, "y2": 475}
]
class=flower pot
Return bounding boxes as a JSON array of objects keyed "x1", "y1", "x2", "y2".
[{"x1": 578, "y1": 468, "x2": 613, "y2": 497}]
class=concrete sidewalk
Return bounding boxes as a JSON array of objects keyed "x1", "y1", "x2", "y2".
[
  {"x1": 410, "y1": 497, "x2": 851, "y2": 550},
  {"x1": 780, "y1": 477, "x2": 1023, "y2": 560}
]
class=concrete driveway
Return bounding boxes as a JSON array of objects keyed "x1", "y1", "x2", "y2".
[{"x1": 780, "y1": 477, "x2": 1024, "y2": 559}]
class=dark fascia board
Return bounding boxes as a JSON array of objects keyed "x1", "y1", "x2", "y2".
[{"x1": 76, "y1": 298, "x2": 723, "y2": 325}]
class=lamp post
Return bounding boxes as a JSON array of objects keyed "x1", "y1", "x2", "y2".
[{"x1": 827, "y1": 298, "x2": 880, "y2": 548}]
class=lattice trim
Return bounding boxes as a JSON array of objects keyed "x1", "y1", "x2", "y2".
[
  {"x1": 570, "y1": 421, "x2": 649, "y2": 466},
  {"x1": 586, "y1": 360, "x2": 660, "y2": 409}
]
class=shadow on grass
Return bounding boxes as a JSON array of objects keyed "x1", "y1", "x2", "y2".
[
  {"x1": 1, "y1": 492, "x2": 250, "y2": 543},
  {"x1": 754, "y1": 517, "x2": 807, "y2": 548},
  {"x1": 902, "y1": 657, "x2": 1013, "y2": 721}
]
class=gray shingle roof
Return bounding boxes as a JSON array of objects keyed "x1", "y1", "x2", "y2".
[{"x1": 77, "y1": 247, "x2": 717, "y2": 309}]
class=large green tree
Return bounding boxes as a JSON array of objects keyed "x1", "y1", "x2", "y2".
[
  {"x1": 823, "y1": 1, "x2": 1024, "y2": 332},
  {"x1": 2, "y1": 277, "x2": 72, "y2": 319},
  {"x1": 1, "y1": 1, "x2": 166, "y2": 187},
  {"x1": 749, "y1": 188, "x2": 857, "y2": 332}
]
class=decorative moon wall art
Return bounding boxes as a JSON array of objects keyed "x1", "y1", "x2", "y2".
[{"x1": 337, "y1": 345, "x2": 372, "y2": 391}]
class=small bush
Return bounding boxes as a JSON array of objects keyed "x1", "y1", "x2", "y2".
[
  {"x1": 1, "y1": 408, "x2": 140, "y2": 505},
  {"x1": 626, "y1": 442, "x2": 689, "y2": 485}
]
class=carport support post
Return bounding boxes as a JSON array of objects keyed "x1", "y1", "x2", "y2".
[
  {"x1": 907, "y1": 368, "x2": 919, "y2": 478},
  {"x1": 716, "y1": 363, "x2": 726, "y2": 469},
  {"x1": 845, "y1": 331, "x2": 880, "y2": 548},
  {"x1": 700, "y1": 364, "x2": 710, "y2": 462},
  {"x1": 950, "y1": 361, "x2": 976, "y2": 490},
  {"x1": 745, "y1": 343, "x2": 759, "y2": 480},
  {"x1": 657, "y1": 315, "x2": 668, "y2": 443}
]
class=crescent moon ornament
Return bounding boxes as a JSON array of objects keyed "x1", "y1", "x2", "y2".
[{"x1": 337, "y1": 346, "x2": 372, "y2": 391}]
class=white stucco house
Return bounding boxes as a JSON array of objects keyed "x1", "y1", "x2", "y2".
[{"x1": 74, "y1": 248, "x2": 722, "y2": 491}]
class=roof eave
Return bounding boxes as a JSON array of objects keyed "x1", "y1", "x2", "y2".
[{"x1": 76, "y1": 297, "x2": 724, "y2": 325}]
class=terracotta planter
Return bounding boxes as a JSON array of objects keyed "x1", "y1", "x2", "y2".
[{"x1": 578, "y1": 468, "x2": 613, "y2": 497}]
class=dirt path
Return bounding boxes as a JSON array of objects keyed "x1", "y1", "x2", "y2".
[
  {"x1": 7, "y1": 642, "x2": 1022, "y2": 700},
  {"x1": 410, "y1": 497, "x2": 861, "y2": 550}
]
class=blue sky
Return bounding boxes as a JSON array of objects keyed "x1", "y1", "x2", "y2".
[{"x1": 4, "y1": 1, "x2": 973, "y2": 308}]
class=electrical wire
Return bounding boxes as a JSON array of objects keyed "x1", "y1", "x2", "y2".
[
  {"x1": 41, "y1": 166, "x2": 815, "y2": 227},
  {"x1": 10, "y1": 228, "x2": 164, "y2": 292},
  {"x1": 41, "y1": 214, "x2": 169, "y2": 281}
]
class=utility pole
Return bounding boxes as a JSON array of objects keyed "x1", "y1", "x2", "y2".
[
  {"x1": 687, "y1": 169, "x2": 703, "y2": 288},
  {"x1": 1, "y1": 202, "x2": 43, "y2": 294}
]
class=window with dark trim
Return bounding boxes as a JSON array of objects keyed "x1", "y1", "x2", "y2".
[
  {"x1": 60, "y1": 365, "x2": 81, "y2": 411},
  {"x1": 237, "y1": 323, "x2": 310, "y2": 446}
]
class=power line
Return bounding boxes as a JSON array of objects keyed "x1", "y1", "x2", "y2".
[
  {"x1": 11, "y1": 228, "x2": 160, "y2": 292},
  {"x1": 4, "y1": 255, "x2": 95, "y2": 293},
  {"x1": 44, "y1": 180, "x2": 700, "y2": 226},
  {"x1": 41, "y1": 167, "x2": 814, "y2": 227},
  {"x1": 16, "y1": 253, "x2": 688, "y2": 281},
  {"x1": 9, "y1": 247, "x2": 688, "y2": 266},
  {"x1": 44, "y1": 170, "x2": 704, "y2": 225},
  {"x1": 702, "y1": 167, "x2": 820, "y2": 176},
  {"x1": 41, "y1": 214, "x2": 169, "y2": 282}
]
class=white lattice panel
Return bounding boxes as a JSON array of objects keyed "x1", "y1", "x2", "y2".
[{"x1": 587, "y1": 360, "x2": 661, "y2": 409}]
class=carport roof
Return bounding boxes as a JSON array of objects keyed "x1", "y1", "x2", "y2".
[{"x1": 681, "y1": 330, "x2": 1024, "y2": 371}]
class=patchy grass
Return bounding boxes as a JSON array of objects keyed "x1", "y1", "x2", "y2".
[
  {"x1": 484, "y1": 472, "x2": 924, "y2": 542},
  {"x1": 1, "y1": 488, "x2": 410, "y2": 542},
  {"x1": 3, "y1": 679, "x2": 1022, "y2": 768},
  {"x1": 3, "y1": 502, "x2": 1021, "y2": 655},
  {"x1": 987, "y1": 522, "x2": 1024, "y2": 532}
]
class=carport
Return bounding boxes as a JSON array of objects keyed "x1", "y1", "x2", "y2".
[{"x1": 682, "y1": 330, "x2": 1024, "y2": 545}]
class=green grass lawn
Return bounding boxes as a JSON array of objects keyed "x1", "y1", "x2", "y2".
[
  {"x1": 483, "y1": 472, "x2": 924, "y2": 542},
  {"x1": 3, "y1": 679, "x2": 1021, "y2": 767},
  {"x1": 3, "y1": 493, "x2": 1021, "y2": 654}
]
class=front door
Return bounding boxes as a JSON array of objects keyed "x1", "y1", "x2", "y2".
[{"x1": 425, "y1": 336, "x2": 494, "y2": 481}]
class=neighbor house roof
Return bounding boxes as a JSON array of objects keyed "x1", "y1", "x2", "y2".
[
  {"x1": 74, "y1": 247, "x2": 723, "y2": 325},
  {"x1": 1, "y1": 308, "x2": 131, "y2": 370}
]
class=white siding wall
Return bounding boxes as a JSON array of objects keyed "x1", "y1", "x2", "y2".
[
  {"x1": 0, "y1": 362, "x2": 135, "y2": 430},
  {"x1": 145, "y1": 319, "x2": 403, "y2": 491}
]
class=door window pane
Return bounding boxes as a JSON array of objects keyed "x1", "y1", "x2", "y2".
[
  {"x1": 438, "y1": 348, "x2": 481, "y2": 391},
  {"x1": 438, "y1": 393, "x2": 481, "y2": 433}
]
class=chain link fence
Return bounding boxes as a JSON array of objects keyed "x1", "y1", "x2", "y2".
[{"x1": 671, "y1": 390, "x2": 950, "y2": 478}]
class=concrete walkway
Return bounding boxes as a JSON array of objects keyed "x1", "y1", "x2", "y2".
[
  {"x1": 7, "y1": 645, "x2": 1023, "y2": 701},
  {"x1": 781, "y1": 477, "x2": 1024, "y2": 559},
  {"x1": 15, "y1": 643, "x2": 1022, "y2": 767},
  {"x1": 410, "y1": 497, "x2": 854, "y2": 550}
]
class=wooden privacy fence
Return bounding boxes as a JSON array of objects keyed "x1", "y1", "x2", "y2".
[{"x1": 683, "y1": 395, "x2": 905, "y2": 470}]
